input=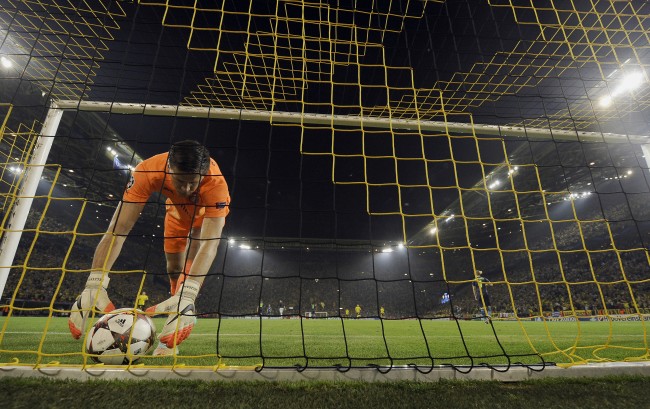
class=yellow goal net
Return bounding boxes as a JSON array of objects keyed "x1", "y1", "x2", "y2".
[{"x1": 0, "y1": 0, "x2": 649, "y2": 378}]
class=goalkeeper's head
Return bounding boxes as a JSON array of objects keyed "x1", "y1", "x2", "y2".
[
  {"x1": 169, "y1": 140, "x2": 211, "y2": 175},
  {"x1": 168, "y1": 140, "x2": 211, "y2": 197}
]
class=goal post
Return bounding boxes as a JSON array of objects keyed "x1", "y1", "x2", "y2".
[
  {"x1": 0, "y1": 104, "x2": 63, "y2": 298},
  {"x1": 1, "y1": 99, "x2": 650, "y2": 380},
  {"x1": 52, "y1": 100, "x2": 650, "y2": 144}
]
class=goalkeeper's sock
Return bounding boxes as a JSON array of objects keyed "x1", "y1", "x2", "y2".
[
  {"x1": 169, "y1": 260, "x2": 193, "y2": 296},
  {"x1": 174, "y1": 274, "x2": 187, "y2": 294},
  {"x1": 173, "y1": 260, "x2": 193, "y2": 294},
  {"x1": 169, "y1": 277, "x2": 178, "y2": 296}
]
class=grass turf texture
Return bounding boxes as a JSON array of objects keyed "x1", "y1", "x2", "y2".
[
  {"x1": 2, "y1": 376, "x2": 650, "y2": 409},
  {"x1": 0, "y1": 316, "x2": 648, "y2": 368}
]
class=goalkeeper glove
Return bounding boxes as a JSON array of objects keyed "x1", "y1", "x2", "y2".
[
  {"x1": 146, "y1": 278, "x2": 200, "y2": 348},
  {"x1": 68, "y1": 272, "x2": 115, "y2": 339}
]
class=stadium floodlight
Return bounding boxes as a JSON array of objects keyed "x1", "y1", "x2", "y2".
[
  {"x1": 239, "y1": 244, "x2": 251, "y2": 250},
  {"x1": 618, "y1": 72, "x2": 645, "y2": 93},
  {"x1": 488, "y1": 180, "x2": 501, "y2": 189},
  {"x1": 599, "y1": 95, "x2": 612, "y2": 107},
  {"x1": 381, "y1": 247, "x2": 393, "y2": 253},
  {"x1": 0, "y1": 56, "x2": 12, "y2": 68}
]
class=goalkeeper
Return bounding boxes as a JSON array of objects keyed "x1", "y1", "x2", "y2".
[{"x1": 68, "y1": 140, "x2": 230, "y2": 356}]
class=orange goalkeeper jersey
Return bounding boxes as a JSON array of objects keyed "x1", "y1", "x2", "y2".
[{"x1": 123, "y1": 152, "x2": 230, "y2": 221}]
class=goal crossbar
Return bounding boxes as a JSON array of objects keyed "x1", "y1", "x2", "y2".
[{"x1": 53, "y1": 100, "x2": 650, "y2": 144}]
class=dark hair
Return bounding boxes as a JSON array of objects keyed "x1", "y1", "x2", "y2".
[{"x1": 168, "y1": 140, "x2": 210, "y2": 175}]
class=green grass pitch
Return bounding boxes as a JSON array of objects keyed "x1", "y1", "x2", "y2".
[{"x1": 0, "y1": 316, "x2": 647, "y2": 369}]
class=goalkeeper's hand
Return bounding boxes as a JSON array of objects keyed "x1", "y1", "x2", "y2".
[
  {"x1": 146, "y1": 278, "x2": 200, "y2": 348},
  {"x1": 68, "y1": 275, "x2": 115, "y2": 339}
]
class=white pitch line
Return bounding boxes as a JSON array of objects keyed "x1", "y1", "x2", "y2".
[{"x1": 1, "y1": 331, "x2": 644, "y2": 339}]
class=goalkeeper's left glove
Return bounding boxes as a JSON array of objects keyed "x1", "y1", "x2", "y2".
[
  {"x1": 68, "y1": 272, "x2": 115, "y2": 339},
  {"x1": 146, "y1": 278, "x2": 200, "y2": 348}
]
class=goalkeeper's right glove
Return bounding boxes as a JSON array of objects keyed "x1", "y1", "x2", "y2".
[
  {"x1": 68, "y1": 272, "x2": 115, "y2": 339},
  {"x1": 146, "y1": 278, "x2": 200, "y2": 348}
]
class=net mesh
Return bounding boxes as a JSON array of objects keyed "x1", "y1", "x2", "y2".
[{"x1": 0, "y1": 0, "x2": 649, "y2": 372}]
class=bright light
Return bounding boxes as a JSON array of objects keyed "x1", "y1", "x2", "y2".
[
  {"x1": 599, "y1": 95, "x2": 612, "y2": 107},
  {"x1": 239, "y1": 244, "x2": 251, "y2": 250},
  {"x1": 381, "y1": 248, "x2": 394, "y2": 253},
  {"x1": 445, "y1": 214, "x2": 454, "y2": 223},
  {"x1": 0, "y1": 57, "x2": 12, "y2": 68},
  {"x1": 627, "y1": 170, "x2": 633, "y2": 175},
  {"x1": 488, "y1": 180, "x2": 500, "y2": 189},
  {"x1": 229, "y1": 239, "x2": 235, "y2": 244},
  {"x1": 619, "y1": 72, "x2": 645, "y2": 92},
  {"x1": 397, "y1": 243, "x2": 404, "y2": 249},
  {"x1": 430, "y1": 227, "x2": 437, "y2": 234}
]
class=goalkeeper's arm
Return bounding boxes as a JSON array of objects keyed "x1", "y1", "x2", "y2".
[
  {"x1": 68, "y1": 201, "x2": 144, "y2": 339},
  {"x1": 85, "y1": 201, "x2": 144, "y2": 288},
  {"x1": 183, "y1": 216, "x2": 225, "y2": 287},
  {"x1": 147, "y1": 216, "x2": 225, "y2": 348}
]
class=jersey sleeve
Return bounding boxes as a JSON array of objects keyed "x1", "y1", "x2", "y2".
[
  {"x1": 122, "y1": 161, "x2": 154, "y2": 203},
  {"x1": 202, "y1": 161, "x2": 230, "y2": 218},
  {"x1": 203, "y1": 176, "x2": 230, "y2": 218}
]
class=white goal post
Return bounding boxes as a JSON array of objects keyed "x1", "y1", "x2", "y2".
[{"x1": 51, "y1": 100, "x2": 650, "y2": 143}]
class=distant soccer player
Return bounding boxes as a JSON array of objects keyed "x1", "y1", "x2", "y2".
[
  {"x1": 136, "y1": 291, "x2": 148, "y2": 309},
  {"x1": 472, "y1": 270, "x2": 492, "y2": 323},
  {"x1": 355, "y1": 304, "x2": 361, "y2": 318},
  {"x1": 68, "y1": 140, "x2": 230, "y2": 355}
]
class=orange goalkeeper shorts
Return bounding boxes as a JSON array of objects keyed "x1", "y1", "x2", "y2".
[{"x1": 163, "y1": 210, "x2": 204, "y2": 254}]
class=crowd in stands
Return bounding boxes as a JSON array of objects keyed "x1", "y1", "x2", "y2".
[{"x1": 2, "y1": 206, "x2": 650, "y2": 320}]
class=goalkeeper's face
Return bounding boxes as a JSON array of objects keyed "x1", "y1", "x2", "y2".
[{"x1": 169, "y1": 167, "x2": 201, "y2": 198}]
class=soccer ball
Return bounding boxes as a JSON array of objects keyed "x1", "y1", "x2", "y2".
[{"x1": 85, "y1": 308, "x2": 156, "y2": 365}]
